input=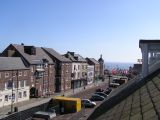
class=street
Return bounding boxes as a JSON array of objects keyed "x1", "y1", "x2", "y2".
[{"x1": 53, "y1": 81, "x2": 109, "y2": 120}]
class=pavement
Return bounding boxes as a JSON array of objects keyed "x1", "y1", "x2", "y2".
[{"x1": 0, "y1": 80, "x2": 106, "y2": 119}]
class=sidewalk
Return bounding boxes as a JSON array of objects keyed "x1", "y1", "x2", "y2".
[{"x1": 0, "y1": 80, "x2": 106, "y2": 119}]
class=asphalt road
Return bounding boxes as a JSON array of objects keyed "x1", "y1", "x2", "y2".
[{"x1": 53, "y1": 81, "x2": 109, "y2": 120}]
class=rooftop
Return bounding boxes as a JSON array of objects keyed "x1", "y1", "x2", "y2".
[
  {"x1": 0, "y1": 57, "x2": 28, "y2": 70},
  {"x1": 88, "y1": 68, "x2": 160, "y2": 120},
  {"x1": 12, "y1": 44, "x2": 54, "y2": 65}
]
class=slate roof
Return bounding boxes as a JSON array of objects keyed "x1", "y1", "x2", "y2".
[
  {"x1": 74, "y1": 54, "x2": 86, "y2": 62},
  {"x1": 64, "y1": 52, "x2": 86, "y2": 63},
  {"x1": 88, "y1": 68, "x2": 160, "y2": 120},
  {"x1": 0, "y1": 57, "x2": 28, "y2": 70},
  {"x1": 12, "y1": 44, "x2": 54, "y2": 64},
  {"x1": 86, "y1": 58, "x2": 99, "y2": 65},
  {"x1": 140, "y1": 39, "x2": 160, "y2": 44},
  {"x1": 42, "y1": 47, "x2": 71, "y2": 62}
]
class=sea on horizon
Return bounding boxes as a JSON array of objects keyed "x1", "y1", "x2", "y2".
[{"x1": 105, "y1": 62, "x2": 134, "y2": 70}]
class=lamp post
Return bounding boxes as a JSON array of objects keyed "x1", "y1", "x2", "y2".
[
  {"x1": 108, "y1": 73, "x2": 112, "y2": 88},
  {"x1": 10, "y1": 71, "x2": 14, "y2": 113},
  {"x1": 42, "y1": 58, "x2": 49, "y2": 97}
]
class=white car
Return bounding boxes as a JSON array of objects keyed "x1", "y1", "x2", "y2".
[
  {"x1": 81, "y1": 99, "x2": 96, "y2": 108},
  {"x1": 109, "y1": 82, "x2": 120, "y2": 87}
]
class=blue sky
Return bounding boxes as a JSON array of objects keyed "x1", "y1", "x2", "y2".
[{"x1": 1, "y1": 0, "x2": 160, "y2": 63}]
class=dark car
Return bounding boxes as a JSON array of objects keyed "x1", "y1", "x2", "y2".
[
  {"x1": 90, "y1": 94, "x2": 105, "y2": 101},
  {"x1": 94, "y1": 92, "x2": 107, "y2": 98},
  {"x1": 96, "y1": 88, "x2": 104, "y2": 92},
  {"x1": 103, "y1": 88, "x2": 112, "y2": 95},
  {"x1": 81, "y1": 99, "x2": 96, "y2": 108}
]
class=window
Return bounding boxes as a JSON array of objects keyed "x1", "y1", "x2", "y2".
[
  {"x1": 74, "y1": 65, "x2": 76, "y2": 70},
  {"x1": 23, "y1": 91, "x2": 27, "y2": 97},
  {"x1": 18, "y1": 92, "x2": 22, "y2": 98},
  {"x1": 19, "y1": 72, "x2": 22, "y2": 76},
  {"x1": 24, "y1": 71, "x2": 27, "y2": 76},
  {"x1": 19, "y1": 80, "x2": 26, "y2": 87},
  {"x1": 5, "y1": 95, "x2": 8, "y2": 101},
  {"x1": 5, "y1": 73, "x2": 9, "y2": 78},
  {"x1": 40, "y1": 85, "x2": 42, "y2": 91},
  {"x1": 24, "y1": 80, "x2": 27, "y2": 86},
  {"x1": 31, "y1": 66, "x2": 34, "y2": 72},
  {"x1": 78, "y1": 65, "x2": 80, "y2": 70},
  {"x1": 5, "y1": 81, "x2": 13, "y2": 89},
  {"x1": 31, "y1": 76, "x2": 34, "y2": 82},
  {"x1": 44, "y1": 63, "x2": 48, "y2": 68},
  {"x1": 36, "y1": 64, "x2": 43, "y2": 69},
  {"x1": 20, "y1": 81, "x2": 24, "y2": 87},
  {"x1": 78, "y1": 72, "x2": 80, "y2": 78},
  {"x1": 13, "y1": 72, "x2": 16, "y2": 77}
]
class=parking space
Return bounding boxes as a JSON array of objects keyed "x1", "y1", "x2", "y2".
[{"x1": 53, "y1": 82, "x2": 110, "y2": 120}]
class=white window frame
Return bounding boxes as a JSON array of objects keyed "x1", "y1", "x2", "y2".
[
  {"x1": 18, "y1": 92, "x2": 22, "y2": 98},
  {"x1": 31, "y1": 66, "x2": 34, "y2": 72},
  {"x1": 24, "y1": 71, "x2": 27, "y2": 76},
  {"x1": 19, "y1": 72, "x2": 22, "y2": 76},
  {"x1": 5, "y1": 73, "x2": 9, "y2": 78},
  {"x1": 23, "y1": 91, "x2": 27, "y2": 97}
]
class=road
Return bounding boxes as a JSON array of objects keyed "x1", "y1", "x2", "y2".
[{"x1": 53, "y1": 81, "x2": 109, "y2": 120}]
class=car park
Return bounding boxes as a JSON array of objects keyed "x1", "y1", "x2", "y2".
[
  {"x1": 94, "y1": 92, "x2": 107, "y2": 98},
  {"x1": 90, "y1": 94, "x2": 105, "y2": 101},
  {"x1": 81, "y1": 99, "x2": 96, "y2": 108}
]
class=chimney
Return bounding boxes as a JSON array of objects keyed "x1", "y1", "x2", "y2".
[{"x1": 68, "y1": 51, "x2": 74, "y2": 56}]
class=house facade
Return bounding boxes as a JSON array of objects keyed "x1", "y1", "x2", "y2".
[
  {"x1": 86, "y1": 58, "x2": 100, "y2": 82},
  {"x1": 1, "y1": 44, "x2": 55, "y2": 97},
  {"x1": 87, "y1": 65, "x2": 94, "y2": 84},
  {"x1": 0, "y1": 57, "x2": 29, "y2": 108},
  {"x1": 64, "y1": 52, "x2": 87, "y2": 89},
  {"x1": 42, "y1": 48, "x2": 72, "y2": 92}
]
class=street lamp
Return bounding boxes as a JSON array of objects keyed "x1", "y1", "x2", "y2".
[
  {"x1": 42, "y1": 58, "x2": 49, "y2": 97},
  {"x1": 108, "y1": 73, "x2": 112, "y2": 88}
]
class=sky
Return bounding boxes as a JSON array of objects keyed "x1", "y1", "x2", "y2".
[{"x1": 1, "y1": 0, "x2": 160, "y2": 63}]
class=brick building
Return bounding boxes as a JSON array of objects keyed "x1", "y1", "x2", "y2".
[
  {"x1": 1, "y1": 44, "x2": 55, "y2": 97},
  {"x1": 0, "y1": 57, "x2": 29, "y2": 108},
  {"x1": 42, "y1": 48, "x2": 72, "y2": 92}
]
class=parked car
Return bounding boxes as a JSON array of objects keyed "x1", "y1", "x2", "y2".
[
  {"x1": 90, "y1": 94, "x2": 105, "y2": 101},
  {"x1": 94, "y1": 92, "x2": 107, "y2": 98},
  {"x1": 32, "y1": 110, "x2": 56, "y2": 120},
  {"x1": 103, "y1": 88, "x2": 112, "y2": 95},
  {"x1": 96, "y1": 88, "x2": 104, "y2": 92},
  {"x1": 81, "y1": 99, "x2": 96, "y2": 108},
  {"x1": 109, "y1": 79, "x2": 120, "y2": 88},
  {"x1": 109, "y1": 82, "x2": 120, "y2": 88}
]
